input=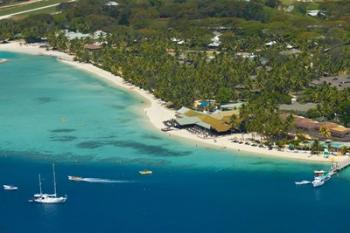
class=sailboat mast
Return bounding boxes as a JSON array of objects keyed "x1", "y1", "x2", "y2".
[
  {"x1": 38, "y1": 174, "x2": 42, "y2": 194},
  {"x1": 52, "y1": 164, "x2": 57, "y2": 197}
]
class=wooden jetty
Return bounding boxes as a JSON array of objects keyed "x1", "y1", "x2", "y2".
[{"x1": 333, "y1": 158, "x2": 350, "y2": 172}]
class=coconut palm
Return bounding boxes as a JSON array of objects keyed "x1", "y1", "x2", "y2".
[
  {"x1": 319, "y1": 126, "x2": 331, "y2": 139},
  {"x1": 340, "y1": 146, "x2": 348, "y2": 155},
  {"x1": 311, "y1": 140, "x2": 322, "y2": 155}
]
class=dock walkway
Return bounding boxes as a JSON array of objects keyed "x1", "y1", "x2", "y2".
[{"x1": 333, "y1": 158, "x2": 350, "y2": 172}]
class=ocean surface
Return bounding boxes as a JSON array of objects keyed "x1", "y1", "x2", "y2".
[{"x1": 0, "y1": 51, "x2": 350, "y2": 233}]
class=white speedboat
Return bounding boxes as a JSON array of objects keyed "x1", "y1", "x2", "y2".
[
  {"x1": 312, "y1": 177, "x2": 325, "y2": 187},
  {"x1": 312, "y1": 170, "x2": 331, "y2": 187},
  {"x1": 139, "y1": 170, "x2": 153, "y2": 175},
  {"x1": 3, "y1": 185, "x2": 18, "y2": 191},
  {"x1": 68, "y1": 176, "x2": 84, "y2": 182},
  {"x1": 31, "y1": 164, "x2": 67, "y2": 204},
  {"x1": 0, "y1": 58, "x2": 8, "y2": 64}
]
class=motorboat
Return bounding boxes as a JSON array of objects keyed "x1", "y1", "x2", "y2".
[
  {"x1": 0, "y1": 58, "x2": 8, "y2": 64},
  {"x1": 31, "y1": 164, "x2": 67, "y2": 204},
  {"x1": 312, "y1": 170, "x2": 331, "y2": 187},
  {"x1": 3, "y1": 185, "x2": 18, "y2": 191},
  {"x1": 312, "y1": 177, "x2": 325, "y2": 187},
  {"x1": 68, "y1": 176, "x2": 84, "y2": 182},
  {"x1": 139, "y1": 170, "x2": 153, "y2": 175}
]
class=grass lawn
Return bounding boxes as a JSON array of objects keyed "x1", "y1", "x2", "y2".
[
  {"x1": 0, "y1": 0, "x2": 71, "y2": 17},
  {"x1": 11, "y1": 5, "x2": 60, "y2": 20}
]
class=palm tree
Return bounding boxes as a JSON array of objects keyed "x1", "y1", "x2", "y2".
[
  {"x1": 320, "y1": 126, "x2": 331, "y2": 138},
  {"x1": 311, "y1": 140, "x2": 322, "y2": 155},
  {"x1": 230, "y1": 114, "x2": 240, "y2": 132},
  {"x1": 340, "y1": 146, "x2": 348, "y2": 155}
]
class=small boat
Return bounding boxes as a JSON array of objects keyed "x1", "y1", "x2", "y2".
[
  {"x1": 314, "y1": 170, "x2": 325, "y2": 176},
  {"x1": 312, "y1": 170, "x2": 331, "y2": 187},
  {"x1": 0, "y1": 58, "x2": 8, "y2": 64},
  {"x1": 31, "y1": 164, "x2": 67, "y2": 204},
  {"x1": 295, "y1": 180, "x2": 311, "y2": 185},
  {"x1": 68, "y1": 176, "x2": 84, "y2": 182},
  {"x1": 139, "y1": 170, "x2": 153, "y2": 175},
  {"x1": 3, "y1": 185, "x2": 18, "y2": 191},
  {"x1": 161, "y1": 127, "x2": 173, "y2": 132},
  {"x1": 312, "y1": 177, "x2": 325, "y2": 187}
]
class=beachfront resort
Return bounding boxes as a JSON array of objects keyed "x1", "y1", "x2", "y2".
[
  {"x1": 160, "y1": 98, "x2": 350, "y2": 161},
  {"x1": 1, "y1": 0, "x2": 350, "y2": 164}
]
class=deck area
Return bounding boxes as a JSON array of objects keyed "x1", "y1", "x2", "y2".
[{"x1": 333, "y1": 158, "x2": 350, "y2": 172}]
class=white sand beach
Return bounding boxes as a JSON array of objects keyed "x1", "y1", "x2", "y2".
[{"x1": 0, "y1": 41, "x2": 346, "y2": 163}]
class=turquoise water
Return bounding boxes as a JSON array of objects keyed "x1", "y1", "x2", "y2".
[{"x1": 1, "y1": 51, "x2": 350, "y2": 232}]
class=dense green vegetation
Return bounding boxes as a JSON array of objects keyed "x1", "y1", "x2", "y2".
[{"x1": 1, "y1": 0, "x2": 350, "y2": 141}]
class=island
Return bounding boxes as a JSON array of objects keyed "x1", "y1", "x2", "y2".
[{"x1": 1, "y1": 0, "x2": 350, "y2": 164}]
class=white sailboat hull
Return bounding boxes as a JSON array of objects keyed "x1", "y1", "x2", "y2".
[
  {"x1": 32, "y1": 164, "x2": 67, "y2": 204},
  {"x1": 33, "y1": 195, "x2": 67, "y2": 204}
]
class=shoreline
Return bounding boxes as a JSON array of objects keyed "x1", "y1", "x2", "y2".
[{"x1": 0, "y1": 41, "x2": 344, "y2": 164}]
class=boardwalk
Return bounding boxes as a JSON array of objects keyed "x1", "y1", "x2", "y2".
[{"x1": 334, "y1": 158, "x2": 350, "y2": 172}]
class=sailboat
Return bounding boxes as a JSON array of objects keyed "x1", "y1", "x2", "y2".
[{"x1": 32, "y1": 164, "x2": 67, "y2": 204}]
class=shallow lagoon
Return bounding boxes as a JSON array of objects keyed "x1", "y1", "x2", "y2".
[{"x1": 0, "y1": 52, "x2": 349, "y2": 233}]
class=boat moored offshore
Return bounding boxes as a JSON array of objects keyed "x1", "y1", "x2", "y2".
[
  {"x1": 139, "y1": 170, "x2": 153, "y2": 175},
  {"x1": 31, "y1": 164, "x2": 67, "y2": 204},
  {"x1": 312, "y1": 170, "x2": 331, "y2": 187},
  {"x1": 68, "y1": 176, "x2": 84, "y2": 182},
  {"x1": 3, "y1": 185, "x2": 18, "y2": 191}
]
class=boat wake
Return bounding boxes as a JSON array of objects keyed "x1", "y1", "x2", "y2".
[
  {"x1": 68, "y1": 176, "x2": 132, "y2": 183},
  {"x1": 295, "y1": 180, "x2": 311, "y2": 185},
  {"x1": 0, "y1": 58, "x2": 8, "y2": 64},
  {"x1": 81, "y1": 178, "x2": 131, "y2": 183}
]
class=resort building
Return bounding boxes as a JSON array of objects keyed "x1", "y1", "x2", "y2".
[
  {"x1": 220, "y1": 102, "x2": 245, "y2": 111},
  {"x1": 105, "y1": 1, "x2": 119, "y2": 7},
  {"x1": 279, "y1": 102, "x2": 317, "y2": 115},
  {"x1": 307, "y1": 10, "x2": 326, "y2": 17},
  {"x1": 84, "y1": 43, "x2": 103, "y2": 51},
  {"x1": 311, "y1": 75, "x2": 350, "y2": 90},
  {"x1": 175, "y1": 107, "x2": 237, "y2": 134},
  {"x1": 293, "y1": 115, "x2": 350, "y2": 138},
  {"x1": 63, "y1": 30, "x2": 90, "y2": 40}
]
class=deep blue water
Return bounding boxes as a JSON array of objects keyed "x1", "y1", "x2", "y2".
[{"x1": 0, "y1": 51, "x2": 350, "y2": 233}]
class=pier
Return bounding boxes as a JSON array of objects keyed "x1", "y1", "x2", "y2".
[{"x1": 332, "y1": 158, "x2": 350, "y2": 173}]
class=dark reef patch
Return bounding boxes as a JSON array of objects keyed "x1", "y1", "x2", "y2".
[
  {"x1": 50, "y1": 135, "x2": 77, "y2": 142},
  {"x1": 76, "y1": 139, "x2": 191, "y2": 157},
  {"x1": 50, "y1": 129, "x2": 76, "y2": 133},
  {"x1": 77, "y1": 141, "x2": 106, "y2": 149},
  {"x1": 110, "y1": 104, "x2": 126, "y2": 109},
  {"x1": 98, "y1": 135, "x2": 117, "y2": 139},
  {"x1": 142, "y1": 134, "x2": 162, "y2": 140},
  {"x1": 117, "y1": 118, "x2": 133, "y2": 124},
  {"x1": 36, "y1": 97, "x2": 54, "y2": 104}
]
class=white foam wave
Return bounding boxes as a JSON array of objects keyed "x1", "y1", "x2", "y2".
[
  {"x1": 79, "y1": 178, "x2": 132, "y2": 183},
  {"x1": 295, "y1": 180, "x2": 311, "y2": 185}
]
